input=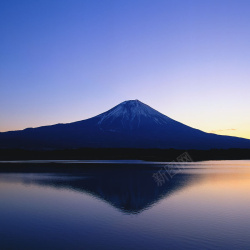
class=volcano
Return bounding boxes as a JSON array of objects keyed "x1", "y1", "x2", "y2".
[{"x1": 0, "y1": 100, "x2": 250, "y2": 150}]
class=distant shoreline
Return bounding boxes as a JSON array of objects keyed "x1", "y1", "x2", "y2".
[
  {"x1": 0, "y1": 148, "x2": 249, "y2": 162},
  {"x1": 0, "y1": 159, "x2": 250, "y2": 174},
  {"x1": 0, "y1": 159, "x2": 249, "y2": 164}
]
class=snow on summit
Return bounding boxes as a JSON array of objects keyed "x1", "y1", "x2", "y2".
[
  {"x1": 1, "y1": 99, "x2": 250, "y2": 149},
  {"x1": 97, "y1": 100, "x2": 173, "y2": 130}
]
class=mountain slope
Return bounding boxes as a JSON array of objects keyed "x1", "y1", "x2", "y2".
[{"x1": 0, "y1": 100, "x2": 250, "y2": 150}]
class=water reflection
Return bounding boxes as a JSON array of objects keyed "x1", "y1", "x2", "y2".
[
  {"x1": 1, "y1": 167, "x2": 194, "y2": 214},
  {"x1": 1, "y1": 162, "x2": 250, "y2": 250}
]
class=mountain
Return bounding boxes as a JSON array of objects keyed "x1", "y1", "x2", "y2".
[{"x1": 0, "y1": 99, "x2": 250, "y2": 150}]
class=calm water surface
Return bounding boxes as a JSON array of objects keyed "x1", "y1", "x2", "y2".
[{"x1": 1, "y1": 160, "x2": 250, "y2": 250}]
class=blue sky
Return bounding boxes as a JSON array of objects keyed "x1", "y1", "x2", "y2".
[{"x1": 1, "y1": 0, "x2": 250, "y2": 139}]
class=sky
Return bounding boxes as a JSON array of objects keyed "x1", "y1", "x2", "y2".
[{"x1": 0, "y1": 0, "x2": 250, "y2": 139}]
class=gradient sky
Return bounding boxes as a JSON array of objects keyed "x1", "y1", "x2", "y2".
[{"x1": 1, "y1": 0, "x2": 250, "y2": 139}]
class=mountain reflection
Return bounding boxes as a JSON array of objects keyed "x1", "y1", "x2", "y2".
[{"x1": 20, "y1": 166, "x2": 194, "y2": 214}]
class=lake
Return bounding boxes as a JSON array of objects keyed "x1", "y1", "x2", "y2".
[{"x1": 1, "y1": 160, "x2": 250, "y2": 249}]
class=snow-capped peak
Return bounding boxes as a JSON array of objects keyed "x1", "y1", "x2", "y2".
[{"x1": 97, "y1": 99, "x2": 173, "y2": 131}]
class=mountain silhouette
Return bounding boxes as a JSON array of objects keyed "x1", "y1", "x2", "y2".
[{"x1": 0, "y1": 100, "x2": 250, "y2": 150}]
